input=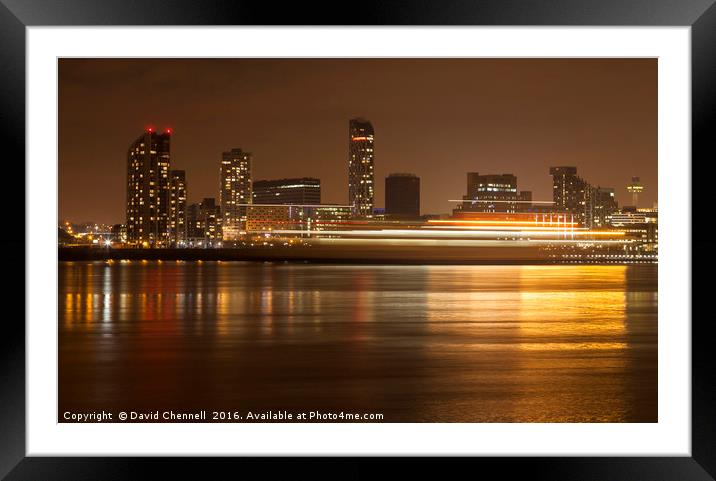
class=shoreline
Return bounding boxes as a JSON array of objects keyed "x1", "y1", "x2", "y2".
[{"x1": 58, "y1": 246, "x2": 657, "y2": 265}]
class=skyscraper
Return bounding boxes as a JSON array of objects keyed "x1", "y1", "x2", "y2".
[
  {"x1": 253, "y1": 178, "x2": 321, "y2": 205},
  {"x1": 348, "y1": 118, "x2": 375, "y2": 217},
  {"x1": 220, "y1": 148, "x2": 252, "y2": 240},
  {"x1": 593, "y1": 186, "x2": 619, "y2": 228},
  {"x1": 385, "y1": 173, "x2": 420, "y2": 218},
  {"x1": 125, "y1": 128, "x2": 171, "y2": 246},
  {"x1": 549, "y1": 166, "x2": 594, "y2": 227},
  {"x1": 169, "y1": 170, "x2": 187, "y2": 245}
]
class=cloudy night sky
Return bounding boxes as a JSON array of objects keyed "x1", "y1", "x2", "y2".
[{"x1": 59, "y1": 58, "x2": 657, "y2": 224}]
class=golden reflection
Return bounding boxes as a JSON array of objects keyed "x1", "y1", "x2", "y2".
[
  {"x1": 508, "y1": 266, "x2": 630, "y2": 421},
  {"x1": 119, "y1": 293, "x2": 128, "y2": 320},
  {"x1": 216, "y1": 291, "x2": 228, "y2": 336},
  {"x1": 64, "y1": 292, "x2": 74, "y2": 326},
  {"x1": 421, "y1": 265, "x2": 634, "y2": 422},
  {"x1": 260, "y1": 289, "x2": 274, "y2": 336},
  {"x1": 102, "y1": 293, "x2": 110, "y2": 322},
  {"x1": 75, "y1": 293, "x2": 81, "y2": 321},
  {"x1": 84, "y1": 291, "x2": 93, "y2": 322},
  {"x1": 59, "y1": 262, "x2": 655, "y2": 422},
  {"x1": 516, "y1": 266, "x2": 627, "y2": 347}
]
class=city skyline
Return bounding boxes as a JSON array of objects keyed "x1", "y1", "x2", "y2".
[
  {"x1": 55, "y1": 57, "x2": 660, "y2": 429},
  {"x1": 59, "y1": 58, "x2": 657, "y2": 223}
]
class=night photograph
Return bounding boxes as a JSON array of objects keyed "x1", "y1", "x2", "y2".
[{"x1": 58, "y1": 58, "x2": 658, "y2": 423}]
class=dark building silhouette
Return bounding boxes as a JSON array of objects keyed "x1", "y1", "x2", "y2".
[
  {"x1": 593, "y1": 186, "x2": 619, "y2": 228},
  {"x1": 348, "y1": 118, "x2": 375, "y2": 217},
  {"x1": 385, "y1": 173, "x2": 420, "y2": 218},
  {"x1": 187, "y1": 197, "x2": 222, "y2": 246},
  {"x1": 518, "y1": 190, "x2": 534, "y2": 210},
  {"x1": 549, "y1": 166, "x2": 592, "y2": 226},
  {"x1": 253, "y1": 178, "x2": 321, "y2": 205},
  {"x1": 169, "y1": 170, "x2": 187, "y2": 245},
  {"x1": 627, "y1": 176, "x2": 644, "y2": 207},
  {"x1": 550, "y1": 166, "x2": 619, "y2": 228},
  {"x1": 125, "y1": 129, "x2": 172, "y2": 246},
  {"x1": 110, "y1": 224, "x2": 126, "y2": 243}
]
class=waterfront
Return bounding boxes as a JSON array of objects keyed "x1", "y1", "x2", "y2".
[{"x1": 59, "y1": 262, "x2": 657, "y2": 422}]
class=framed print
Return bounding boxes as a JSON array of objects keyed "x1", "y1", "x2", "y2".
[{"x1": 1, "y1": 0, "x2": 713, "y2": 479}]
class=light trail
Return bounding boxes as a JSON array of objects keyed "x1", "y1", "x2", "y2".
[
  {"x1": 257, "y1": 228, "x2": 626, "y2": 239},
  {"x1": 423, "y1": 226, "x2": 624, "y2": 236},
  {"x1": 235, "y1": 203, "x2": 352, "y2": 208},
  {"x1": 307, "y1": 238, "x2": 631, "y2": 247},
  {"x1": 424, "y1": 225, "x2": 587, "y2": 232},
  {"x1": 448, "y1": 199, "x2": 555, "y2": 204},
  {"x1": 428, "y1": 219, "x2": 580, "y2": 227}
]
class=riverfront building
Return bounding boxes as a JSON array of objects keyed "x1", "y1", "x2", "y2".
[
  {"x1": 457, "y1": 172, "x2": 532, "y2": 214},
  {"x1": 465, "y1": 172, "x2": 517, "y2": 213},
  {"x1": 169, "y1": 170, "x2": 187, "y2": 245},
  {"x1": 592, "y1": 186, "x2": 619, "y2": 229},
  {"x1": 549, "y1": 166, "x2": 596, "y2": 227},
  {"x1": 187, "y1": 198, "x2": 222, "y2": 246},
  {"x1": 125, "y1": 129, "x2": 172, "y2": 246},
  {"x1": 246, "y1": 205, "x2": 292, "y2": 232},
  {"x1": 348, "y1": 118, "x2": 375, "y2": 218},
  {"x1": 385, "y1": 173, "x2": 420, "y2": 219},
  {"x1": 305, "y1": 205, "x2": 353, "y2": 231},
  {"x1": 550, "y1": 166, "x2": 620, "y2": 228},
  {"x1": 220, "y1": 148, "x2": 252, "y2": 240},
  {"x1": 253, "y1": 178, "x2": 321, "y2": 205}
]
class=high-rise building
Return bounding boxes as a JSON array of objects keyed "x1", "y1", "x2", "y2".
[
  {"x1": 385, "y1": 173, "x2": 420, "y2": 218},
  {"x1": 459, "y1": 172, "x2": 531, "y2": 214},
  {"x1": 593, "y1": 186, "x2": 619, "y2": 228},
  {"x1": 125, "y1": 128, "x2": 172, "y2": 246},
  {"x1": 186, "y1": 203, "x2": 200, "y2": 240},
  {"x1": 220, "y1": 148, "x2": 252, "y2": 240},
  {"x1": 348, "y1": 118, "x2": 375, "y2": 217},
  {"x1": 187, "y1": 197, "x2": 222, "y2": 246},
  {"x1": 169, "y1": 170, "x2": 187, "y2": 245},
  {"x1": 549, "y1": 166, "x2": 594, "y2": 227},
  {"x1": 253, "y1": 178, "x2": 321, "y2": 205},
  {"x1": 627, "y1": 176, "x2": 644, "y2": 207}
]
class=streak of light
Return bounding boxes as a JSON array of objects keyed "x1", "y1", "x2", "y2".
[
  {"x1": 234, "y1": 203, "x2": 352, "y2": 208},
  {"x1": 423, "y1": 226, "x2": 624, "y2": 236},
  {"x1": 307, "y1": 237, "x2": 630, "y2": 246},
  {"x1": 448, "y1": 199, "x2": 555, "y2": 204},
  {"x1": 261, "y1": 228, "x2": 626, "y2": 239},
  {"x1": 428, "y1": 219, "x2": 580, "y2": 226},
  {"x1": 424, "y1": 225, "x2": 588, "y2": 231}
]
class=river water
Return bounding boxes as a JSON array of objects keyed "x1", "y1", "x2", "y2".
[{"x1": 59, "y1": 262, "x2": 657, "y2": 422}]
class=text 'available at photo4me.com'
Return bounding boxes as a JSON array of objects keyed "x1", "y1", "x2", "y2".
[{"x1": 62, "y1": 409, "x2": 386, "y2": 423}]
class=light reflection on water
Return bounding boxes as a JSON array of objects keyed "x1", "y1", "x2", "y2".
[{"x1": 59, "y1": 262, "x2": 657, "y2": 422}]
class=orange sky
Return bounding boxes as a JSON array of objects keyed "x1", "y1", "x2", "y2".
[{"x1": 59, "y1": 58, "x2": 657, "y2": 223}]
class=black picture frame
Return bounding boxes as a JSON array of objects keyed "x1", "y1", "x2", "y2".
[{"x1": 1, "y1": 0, "x2": 712, "y2": 479}]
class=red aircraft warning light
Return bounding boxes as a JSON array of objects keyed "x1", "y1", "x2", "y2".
[{"x1": 165, "y1": 128, "x2": 172, "y2": 134}]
